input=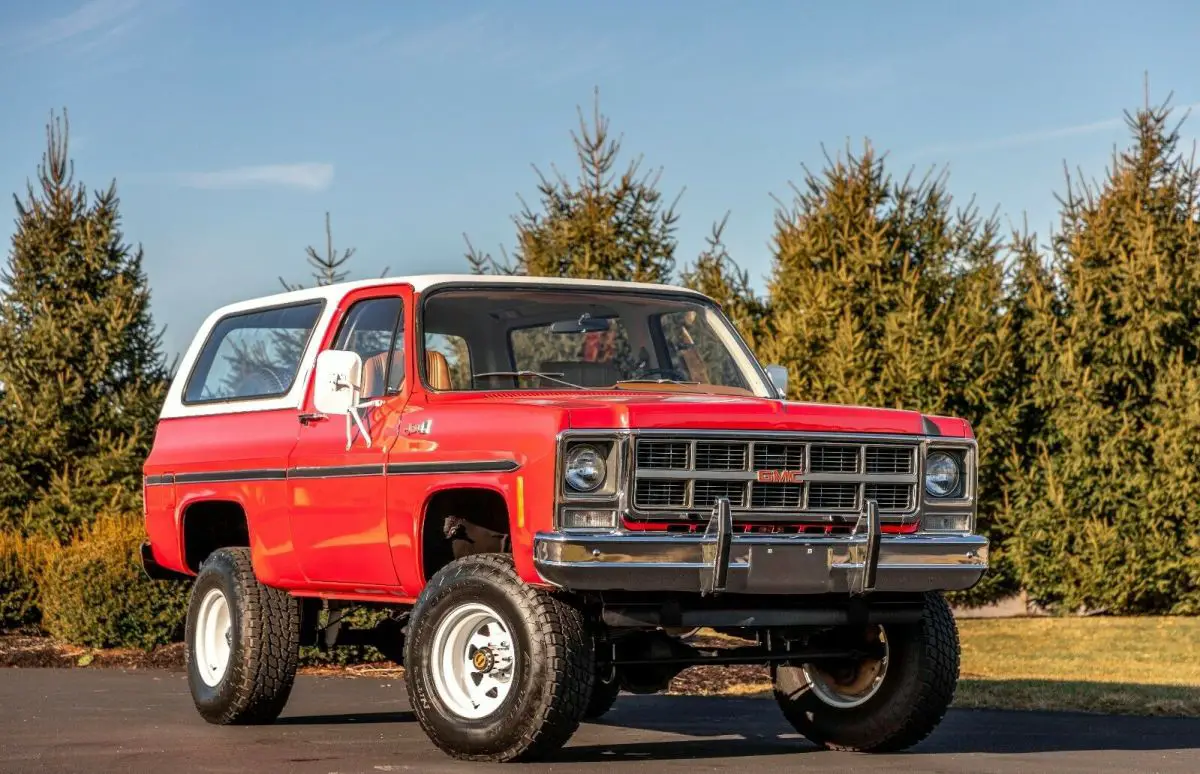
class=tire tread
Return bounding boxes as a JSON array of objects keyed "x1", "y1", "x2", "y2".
[
  {"x1": 405, "y1": 554, "x2": 594, "y2": 762},
  {"x1": 189, "y1": 548, "x2": 299, "y2": 725}
]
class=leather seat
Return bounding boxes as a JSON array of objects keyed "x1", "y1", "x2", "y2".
[
  {"x1": 426, "y1": 350, "x2": 453, "y2": 390},
  {"x1": 359, "y1": 349, "x2": 453, "y2": 396}
]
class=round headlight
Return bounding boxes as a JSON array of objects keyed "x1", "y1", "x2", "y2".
[
  {"x1": 565, "y1": 445, "x2": 607, "y2": 492},
  {"x1": 925, "y1": 452, "x2": 961, "y2": 498}
]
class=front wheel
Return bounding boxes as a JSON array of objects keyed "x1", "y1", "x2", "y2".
[
  {"x1": 404, "y1": 554, "x2": 595, "y2": 763},
  {"x1": 773, "y1": 592, "x2": 960, "y2": 752},
  {"x1": 186, "y1": 548, "x2": 300, "y2": 725}
]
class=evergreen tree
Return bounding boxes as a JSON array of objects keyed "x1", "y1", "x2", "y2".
[
  {"x1": 680, "y1": 213, "x2": 770, "y2": 351},
  {"x1": 1007, "y1": 101, "x2": 1200, "y2": 613},
  {"x1": 280, "y1": 211, "x2": 382, "y2": 291},
  {"x1": 465, "y1": 89, "x2": 680, "y2": 283},
  {"x1": 0, "y1": 110, "x2": 169, "y2": 539},
  {"x1": 763, "y1": 143, "x2": 1025, "y2": 604}
]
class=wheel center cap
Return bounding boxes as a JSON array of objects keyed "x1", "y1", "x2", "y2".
[{"x1": 472, "y1": 648, "x2": 495, "y2": 673}]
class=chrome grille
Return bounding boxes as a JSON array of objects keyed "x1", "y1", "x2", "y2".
[
  {"x1": 808, "y1": 482, "x2": 858, "y2": 510},
  {"x1": 631, "y1": 435, "x2": 919, "y2": 517},
  {"x1": 810, "y1": 445, "x2": 859, "y2": 473},
  {"x1": 866, "y1": 446, "x2": 914, "y2": 475},
  {"x1": 695, "y1": 441, "x2": 747, "y2": 471},
  {"x1": 635, "y1": 479, "x2": 686, "y2": 507},
  {"x1": 864, "y1": 482, "x2": 912, "y2": 510},
  {"x1": 694, "y1": 480, "x2": 747, "y2": 507},
  {"x1": 752, "y1": 443, "x2": 804, "y2": 470},
  {"x1": 636, "y1": 441, "x2": 688, "y2": 470},
  {"x1": 751, "y1": 482, "x2": 804, "y2": 509}
]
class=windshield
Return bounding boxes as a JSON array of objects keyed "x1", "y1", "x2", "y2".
[{"x1": 419, "y1": 286, "x2": 770, "y2": 397}]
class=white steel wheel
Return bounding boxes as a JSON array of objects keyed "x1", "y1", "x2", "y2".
[
  {"x1": 194, "y1": 587, "x2": 233, "y2": 687},
  {"x1": 803, "y1": 626, "x2": 890, "y2": 709},
  {"x1": 429, "y1": 602, "x2": 517, "y2": 720}
]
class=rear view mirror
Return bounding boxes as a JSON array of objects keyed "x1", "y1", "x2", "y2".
[
  {"x1": 313, "y1": 350, "x2": 363, "y2": 415},
  {"x1": 550, "y1": 313, "x2": 611, "y2": 334},
  {"x1": 765, "y1": 364, "x2": 788, "y2": 399}
]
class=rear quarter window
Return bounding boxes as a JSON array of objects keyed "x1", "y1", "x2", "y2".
[{"x1": 184, "y1": 301, "x2": 324, "y2": 404}]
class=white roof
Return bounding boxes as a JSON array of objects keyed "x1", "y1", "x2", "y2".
[{"x1": 226, "y1": 273, "x2": 706, "y2": 315}]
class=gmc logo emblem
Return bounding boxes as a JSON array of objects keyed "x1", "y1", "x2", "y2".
[{"x1": 756, "y1": 469, "x2": 802, "y2": 483}]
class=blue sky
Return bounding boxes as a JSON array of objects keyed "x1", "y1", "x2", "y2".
[{"x1": 2, "y1": 0, "x2": 1199, "y2": 357}]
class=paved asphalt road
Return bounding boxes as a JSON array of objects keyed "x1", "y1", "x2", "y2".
[{"x1": 1, "y1": 669, "x2": 1197, "y2": 773}]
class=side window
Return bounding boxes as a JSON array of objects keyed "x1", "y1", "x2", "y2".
[
  {"x1": 333, "y1": 297, "x2": 404, "y2": 399},
  {"x1": 184, "y1": 302, "x2": 323, "y2": 404}
]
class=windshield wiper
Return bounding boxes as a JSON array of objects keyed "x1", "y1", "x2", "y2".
[
  {"x1": 615, "y1": 378, "x2": 701, "y2": 386},
  {"x1": 474, "y1": 370, "x2": 585, "y2": 389}
]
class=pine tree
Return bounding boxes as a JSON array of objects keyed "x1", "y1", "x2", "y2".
[
  {"x1": 465, "y1": 89, "x2": 680, "y2": 283},
  {"x1": 1007, "y1": 100, "x2": 1200, "y2": 613},
  {"x1": 0, "y1": 110, "x2": 169, "y2": 539},
  {"x1": 280, "y1": 211, "x2": 382, "y2": 291},
  {"x1": 762, "y1": 143, "x2": 1025, "y2": 604},
  {"x1": 680, "y1": 213, "x2": 770, "y2": 351}
]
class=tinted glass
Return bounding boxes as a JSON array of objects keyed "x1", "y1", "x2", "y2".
[
  {"x1": 185, "y1": 302, "x2": 323, "y2": 403},
  {"x1": 420, "y1": 288, "x2": 761, "y2": 395},
  {"x1": 333, "y1": 297, "x2": 404, "y2": 398}
]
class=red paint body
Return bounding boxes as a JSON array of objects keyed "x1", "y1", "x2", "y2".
[{"x1": 143, "y1": 282, "x2": 973, "y2": 603}]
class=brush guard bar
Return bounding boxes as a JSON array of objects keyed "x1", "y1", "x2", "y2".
[{"x1": 534, "y1": 498, "x2": 988, "y2": 596}]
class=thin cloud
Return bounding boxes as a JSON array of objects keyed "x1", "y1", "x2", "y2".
[
  {"x1": 7, "y1": 0, "x2": 142, "y2": 54},
  {"x1": 911, "y1": 102, "x2": 1200, "y2": 157},
  {"x1": 178, "y1": 164, "x2": 335, "y2": 192}
]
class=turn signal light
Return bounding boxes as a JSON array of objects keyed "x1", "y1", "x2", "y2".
[{"x1": 560, "y1": 509, "x2": 618, "y2": 530}]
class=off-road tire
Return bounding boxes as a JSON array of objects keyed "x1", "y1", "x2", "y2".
[
  {"x1": 186, "y1": 548, "x2": 300, "y2": 725},
  {"x1": 773, "y1": 591, "x2": 959, "y2": 752},
  {"x1": 583, "y1": 672, "x2": 621, "y2": 720},
  {"x1": 404, "y1": 554, "x2": 594, "y2": 762}
]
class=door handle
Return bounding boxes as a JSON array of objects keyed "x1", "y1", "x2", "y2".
[{"x1": 298, "y1": 412, "x2": 328, "y2": 426}]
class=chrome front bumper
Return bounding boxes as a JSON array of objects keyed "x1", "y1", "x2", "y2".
[{"x1": 534, "y1": 501, "x2": 988, "y2": 596}]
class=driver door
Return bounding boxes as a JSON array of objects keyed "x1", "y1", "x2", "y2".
[{"x1": 287, "y1": 286, "x2": 412, "y2": 587}]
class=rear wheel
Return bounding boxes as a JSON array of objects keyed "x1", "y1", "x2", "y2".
[
  {"x1": 404, "y1": 554, "x2": 594, "y2": 762},
  {"x1": 186, "y1": 548, "x2": 300, "y2": 725},
  {"x1": 773, "y1": 592, "x2": 959, "y2": 752}
]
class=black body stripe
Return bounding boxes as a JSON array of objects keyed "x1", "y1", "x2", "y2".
[
  {"x1": 175, "y1": 469, "x2": 287, "y2": 484},
  {"x1": 146, "y1": 459, "x2": 520, "y2": 485},
  {"x1": 144, "y1": 474, "x2": 176, "y2": 486},
  {"x1": 289, "y1": 464, "x2": 385, "y2": 479},
  {"x1": 387, "y1": 460, "x2": 521, "y2": 475}
]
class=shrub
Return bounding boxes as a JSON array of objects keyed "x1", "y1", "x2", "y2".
[
  {"x1": 0, "y1": 530, "x2": 52, "y2": 631},
  {"x1": 39, "y1": 513, "x2": 190, "y2": 650},
  {"x1": 299, "y1": 605, "x2": 394, "y2": 666}
]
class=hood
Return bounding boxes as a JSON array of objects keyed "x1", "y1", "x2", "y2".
[{"x1": 462, "y1": 391, "x2": 971, "y2": 438}]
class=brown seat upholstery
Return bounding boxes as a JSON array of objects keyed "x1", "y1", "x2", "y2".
[
  {"x1": 359, "y1": 350, "x2": 402, "y2": 398},
  {"x1": 359, "y1": 349, "x2": 453, "y2": 397},
  {"x1": 426, "y1": 350, "x2": 453, "y2": 390}
]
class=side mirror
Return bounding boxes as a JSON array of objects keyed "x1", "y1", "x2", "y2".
[
  {"x1": 765, "y1": 364, "x2": 788, "y2": 399},
  {"x1": 313, "y1": 350, "x2": 380, "y2": 449},
  {"x1": 313, "y1": 350, "x2": 363, "y2": 415}
]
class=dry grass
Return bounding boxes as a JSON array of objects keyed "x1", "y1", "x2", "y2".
[
  {"x1": 952, "y1": 616, "x2": 1200, "y2": 716},
  {"x1": 957, "y1": 617, "x2": 1200, "y2": 686}
]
